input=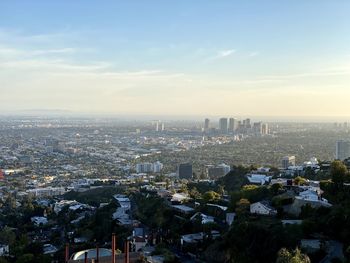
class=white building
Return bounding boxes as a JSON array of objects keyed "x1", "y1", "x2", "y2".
[
  {"x1": 336, "y1": 140, "x2": 350, "y2": 160},
  {"x1": 54, "y1": 200, "x2": 79, "y2": 213},
  {"x1": 135, "y1": 161, "x2": 163, "y2": 173},
  {"x1": 247, "y1": 174, "x2": 272, "y2": 185},
  {"x1": 136, "y1": 163, "x2": 153, "y2": 173},
  {"x1": 282, "y1": 156, "x2": 296, "y2": 169},
  {"x1": 190, "y1": 212, "x2": 215, "y2": 224},
  {"x1": 27, "y1": 187, "x2": 66, "y2": 198},
  {"x1": 113, "y1": 194, "x2": 131, "y2": 210},
  {"x1": 250, "y1": 201, "x2": 277, "y2": 216},
  {"x1": 153, "y1": 161, "x2": 164, "y2": 173},
  {"x1": 31, "y1": 216, "x2": 48, "y2": 226}
]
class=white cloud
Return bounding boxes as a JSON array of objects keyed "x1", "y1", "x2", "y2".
[
  {"x1": 248, "y1": 51, "x2": 259, "y2": 57},
  {"x1": 216, "y1": 49, "x2": 236, "y2": 58}
]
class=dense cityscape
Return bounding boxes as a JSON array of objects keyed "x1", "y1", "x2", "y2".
[
  {"x1": 2, "y1": 1, "x2": 350, "y2": 262},
  {"x1": 0, "y1": 116, "x2": 350, "y2": 262}
]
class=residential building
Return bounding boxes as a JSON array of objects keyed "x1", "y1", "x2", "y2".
[
  {"x1": 282, "y1": 156, "x2": 296, "y2": 169},
  {"x1": 31, "y1": 216, "x2": 48, "y2": 226},
  {"x1": 153, "y1": 161, "x2": 163, "y2": 173},
  {"x1": 250, "y1": 201, "x2": 277, "y2": 216},
  {"x1": 336, "y1": 140, "x2": 350, "y2": 160},
  {"x1": 190, "y1": 212, "x2": 215, "y2": 224},
  {"x1": 136, "y1": 161, "x2": 163, "y2": 173},
  {"x1": 136, "y1": 163, "x2": 153, "y2": 173},
  {"x1": 247, "y1": 174, "x2": 272, "y2": 185}
]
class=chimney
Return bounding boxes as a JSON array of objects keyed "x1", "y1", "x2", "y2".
[
  {"x1": 84, "y1": 251, "x2": 88, "y2": 263},
  {"x1": 96, "y1": 245, "x2": 99, "y2": 263},
  {"x1": 124, "y1": 240, "x2": 129, "y2": 263},
  {"x1": 112, "y1": 233, "x2": 116, "y2": 263},
  {"x1": 65, "y1": 243, "x2": 69, "y2": 263}
]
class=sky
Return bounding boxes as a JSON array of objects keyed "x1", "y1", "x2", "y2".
[{"x1": 1, "y1": 1, "x2": 350, "y2": 119}]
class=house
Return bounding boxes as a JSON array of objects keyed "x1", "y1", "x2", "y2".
[
  {"x1": 31, "y1": 216, "x2": 48, "y2": 226},
  {"x1": 181, "y1": 231, "x2": 220, "y2": 245},
  {"x1": 54, "y1": 200, "x2": 78, "y2": 213},
  {"x1": 43, "y1": 244, "x2": 58, "y2": 255},
  {"x1": 171, "y1": 205, "x2": 194, "y2": 214},
  {"x1": 292, "y1": 186, "x2": 331, "y2": 209},
  {"x1": 300, "y1": 239, "x2": 322, "y2": 253},
  {"x1": 170, "y1": 193, "x2": 189, "y2": 203},
  {"x1": 226, "y1": 213, "x2": 236, "y2": 225},
  {"x1": 113, "y1": 194, "x2": 131, "y2": 210},
  {"x1": 190, "y1": 212, "x2": 215, "y2": 224},
  {"x1": 247, "y1": 174, "x2": 272, "y2": 185},
  {"x1": 281, "y1": 220, "x2": 303, "y2": 225},
  {"x1": 0, "y1": 244, "x2": 9, "y2": 256},
  {"x1": 250, "y1": 201, "x2": 277, "y2": 216}
]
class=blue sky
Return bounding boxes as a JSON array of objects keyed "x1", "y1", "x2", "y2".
[{"x1": 1, "y1": 1, "x2": 350, "y2": 118}]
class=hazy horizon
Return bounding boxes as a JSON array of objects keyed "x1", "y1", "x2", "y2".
[
  {"x1": 1, "y1": 109, "x2": 350, "y2": 123},
  {"x1": 1, "y1": 1, "x2": 350, "y2": 117}
]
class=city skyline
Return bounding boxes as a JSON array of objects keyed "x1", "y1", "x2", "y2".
[{"x1": 1, "y1": 1, "x2": 350, "y2": 118}]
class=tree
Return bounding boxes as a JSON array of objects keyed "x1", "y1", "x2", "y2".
[
  {"x1": 330, "y1": 160, "x2": 348, "y2": 185},
  {"x1": 276, "y1": 248, "x2": 310, "y2": 263},
  {"x1": 270, "y1": 183, "x2": 284, "y2": 196},
  {"x1": 235, "y1": 198, "x2": 250, "y2": 216},
  {"x1": 294, "y1": 176, "x2": 307, "y2": 186},
  {"x1": 15, "y1": 253, "x2": 34, "y2": 263},
  {"x1": 189, "y1": 187, "x2": 201, "y2": 200},
  {"x1": 203, "y1": 191, "x2": 220, "y2": 202},
  {"x1": 0, "y1": 227, "x2": 16, "y2": 246}
]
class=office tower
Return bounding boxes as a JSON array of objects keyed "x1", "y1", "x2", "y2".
[
  {"x1": 336, "y1": 140, "x2": 350, "y2": 160},
  {"x1": 253, "y1": 122, "x2": 262, "y2": 135},
  {"x1": 161, "y1": 122, "x2": 165, "y2": 131},
  {"x1": 207, "y1": 163, "x2": 230, "y2": 179},
  {"x1": 228, "y1": 118, "x2": 236, "y2": 133},
  {"x1": 178, "y1": 163, "x2": 193, "y2": 179},
  {"x1": 204, "y1": 118, "x2": 210, "y2": 131},
  {"x1": 245, "y1": 118, "x2": 251, "y2": 128},
  {"x1": 155, "y1": 121, "x2": 159, "y2": 132},
  {"x1": 219, "y1": 118, "x2": 228, "y2": 134},
  {"x1": 282, "y1": 156, "x2": 296, "y2": 169},
  {"x1": 262, "y1": 123, "x2": 269, "y2": 135},
  {"x1": 153, "y1": 161, "x2": 164, "y2": 173}
]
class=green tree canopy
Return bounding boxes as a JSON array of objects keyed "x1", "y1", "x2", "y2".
[
  {"x1": 276, "y1": 248, "x2": 311, "y2": 263},
  {"x1": 330, "y1": 160, "x2": 349, "y2": 185}
]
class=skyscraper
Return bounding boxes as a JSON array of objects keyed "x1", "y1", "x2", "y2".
[
  {"x1": 228, "y1": 118, "x2": 236, "y2": 133},
  {"x1": 336, "y1": 140, "x2": 350, "y2": 160},
  {"x1": 253, "y1": 122, "x2": 262, "y2": 135},
  {"x1": 262, "y1": 123, "x2": 269, "y2": 135},
  {"x1": 219, "y1": 118, "x2": 228, "y2": 134},
  {"x1": 178, "y1": 163, "x2": 193, "y2": 179},
  {"x1": 204, "y1": 118, "x2": 210, "y2": 131}
]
